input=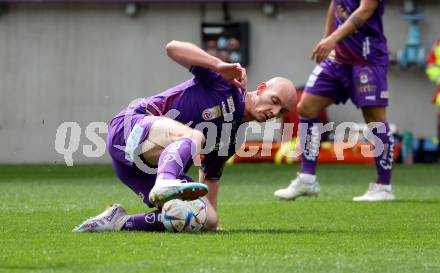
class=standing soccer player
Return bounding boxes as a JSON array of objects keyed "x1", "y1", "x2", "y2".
[
  {"x1": 73, "y1": 40, "x2": 296, "y2": 232},
  {"x1": 275, "y1": 0, "x2": 395, "y2": 201}
]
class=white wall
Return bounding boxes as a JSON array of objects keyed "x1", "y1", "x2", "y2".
[{"x1": 0, "y1": 2, "x2": 439, "y2": 164}]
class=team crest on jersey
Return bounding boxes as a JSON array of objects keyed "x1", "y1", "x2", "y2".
[
  {"x1": 202, "y1": 105, "x2": 221, "y2": 121},
  {"x1": 360, "y1": 73, "x2": 369, "y2": 84}
]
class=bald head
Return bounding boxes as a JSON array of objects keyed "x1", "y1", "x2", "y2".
[
  {"x1": 265, "y1": 77, "x2": 297, "y2": 111},
  {"x1": 266, "y1": 77, "x2": 295, "y2": 89},
  {"x1": 242, "y1": 76, "x2": 297, "y2": 122}
]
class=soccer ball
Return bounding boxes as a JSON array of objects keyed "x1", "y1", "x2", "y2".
[
  {"x1": 162, "y1": 199, "x2": 207, "y2": 232},
  {"x1": 187, "y1": 198, "x2": 208, "y2": 232}
]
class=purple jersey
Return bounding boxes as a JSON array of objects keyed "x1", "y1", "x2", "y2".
[
  {"x1": 112, "y1": 66, "x2": 245, "y2": 180},
  {"x1": 334, "y1": 0, "x2": 388, "y2": 66}
]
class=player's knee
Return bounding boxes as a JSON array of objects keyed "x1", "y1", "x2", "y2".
[
  {"x1": 365, "y1": 113, "x2": 385, "y2": 124},
  {"x1": 186, "y1": 129, "x2": 206, "y2": 149},
  {"x1": 362, "y1": 107, "x2": 386, "y2": 123},
  {"x1": 169, "y1": 127, "x2": 205, "y2": 148},
  {"x1": 297, "y1": 102, "x2": 319, "y2": 119}
]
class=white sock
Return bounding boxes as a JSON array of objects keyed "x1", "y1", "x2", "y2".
[
  {"x1": 299, "y1": 173, "x2": 317, "y2": 183},
  {"x1": 375, "y1": 183, "x2": 392, "y2": 191}
]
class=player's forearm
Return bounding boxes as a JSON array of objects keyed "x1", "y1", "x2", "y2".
[
  {"x1": 328, "y1": 0, "x2": 378, "y2": 43},
  {"x1": 204, "y1": 180, "x2": 219, "y2": 211},
  {"x1": 198, "y1": 169, "x2": 219, "y2": 231},
  {"x1": 198, "y1": 169, "x2": 220, "y2": 210},
  {"x1": 166, "y1": 40, "x2": 222, "y2": 71},
  {"x1": 323, "y1": 0, "x2": 336, "y2": 38}
]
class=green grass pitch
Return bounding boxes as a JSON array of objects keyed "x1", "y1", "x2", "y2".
[{"x1": 1, "y1": 163, "x2": 439, "y2": 273}]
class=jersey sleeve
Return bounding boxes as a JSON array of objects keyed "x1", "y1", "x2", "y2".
[{"x1": 190, "y1": 66, "x2": 224, "y2": 85}]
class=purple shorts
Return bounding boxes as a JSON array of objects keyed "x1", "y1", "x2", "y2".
[
  {"x1": 111, "y1": 157, "x2": 194, "y2": 207},
  {"x1": 107, "y1": 114, "x2": 159, "y2": 167},
  {"x1": 304, "y1": 59, "x2": 389, "y2": 108},
  {"x1": 107, "y1": 114, "x2": 195, "y2": 207}
]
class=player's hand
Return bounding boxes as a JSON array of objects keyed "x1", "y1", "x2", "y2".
[
  {"x1": 216, "y1": 62, "x2": 247, "y2": 90},
  {"x1": 311, "y1": 37, "x2": 337, "y2": 64},
  {"x1": 237, "y1": 66, "x2": 248, "y2": 92}
]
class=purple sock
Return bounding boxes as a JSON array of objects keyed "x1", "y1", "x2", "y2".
[
  {"x1": 122, "y1": 210, "x2": 165, "y2": 232},
  {"x1": 372, "y1": 122, "x2": 394, "y2": 185},
  {"x1": 299, "y1": 117, "x2": 321, "y2": 175},
  {"x1": 157, "y1": 138, "x2": 199, "y2": 180}
]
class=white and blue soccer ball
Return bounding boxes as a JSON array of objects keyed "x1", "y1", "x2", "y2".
[{"x1": 161, "y1": 198, "x2": 207, "y2": 232}]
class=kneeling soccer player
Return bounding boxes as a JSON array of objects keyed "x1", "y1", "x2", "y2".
[{"x1": 73, "y1": 40, "x2": 296, "y2": 232}]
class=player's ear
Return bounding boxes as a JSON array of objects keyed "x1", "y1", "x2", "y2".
[{"x1": 257, "y1": 82, "x2": 267, "y2": 95}]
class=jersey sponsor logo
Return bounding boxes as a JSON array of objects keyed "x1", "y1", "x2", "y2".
[
  {"x1": 357, "y1": 84, "x2": 377, "y2": 93},
  {"x1": 221, "y1": 96, "x2": 235, "y2": 122},
  {"x1": 202, "y1": 105, "x2": 221, "y2": 121},
  {"x1": 365, "y1": 95, "x2": 376, "y2": 101}
]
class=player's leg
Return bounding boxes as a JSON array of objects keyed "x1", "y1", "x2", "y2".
[
  {"x1": 143, "y1": 117, "x2": 208, "y2": 206},
  {"x1": 73, "y1": 163, "x2": 207, "y2": 233},
  {"x1": 297, "y1": 93, "x2": 334, "y2": 176},
  {"x1": 95, "y1": 165, "x2": 209, "y2": 232},
  {"x1": 353, "y1": 106, "x2": 395, "y2": 201},
  {"x1": 72, "y1": 204, "x2": 165, "y2": 233},
  {"x1": 74, "y1": 114, "x2": 208, "y2": 232},
  {"x1": 73, "y1": 159, "x2": 166, "y2": 232},
  {"x1": 275, "y1": 61, "x2": 338, "y2": 200},
  {"x1": 72, "y1": 204, "x2": 129, "y2": 233},
  {"x1": 199, "y1": 180, "x2": 219, "y2": 231},
  {"x1": 196, "y1": 196, "x2": 217, "y2": 232},
  {"x1": 179, "y1": 168, "x2": 217, "y2": 231},
  {"x1": 122, "y1": 210, "x2": 165, "y2": 232},
  {"x1": 73, "y1": 202, "x2": 208, "y2": 233},
  {"x1": 274, "y1": 93, "x2": 332, "y2": 200},
  {"x1": 348, "y1": 65, "x2": 395, "y2": 201},
  {"x1": 110, "y1": 113, "x2": 208, "y2": 206},
  {"x1": 73, "y1": 114, "x2": 163, "y2": 233}
]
